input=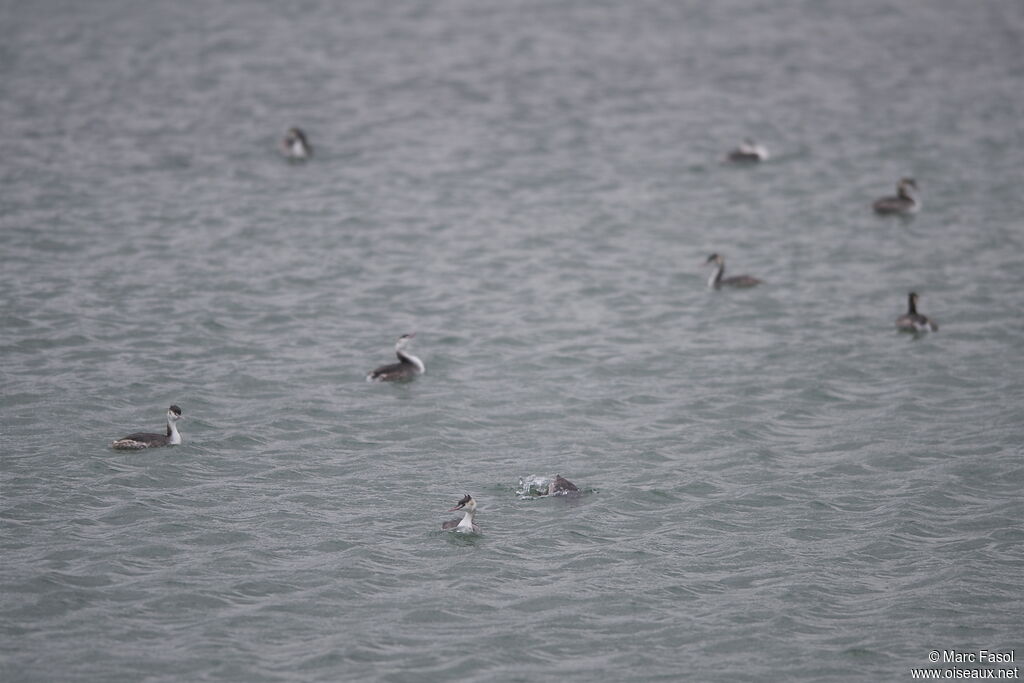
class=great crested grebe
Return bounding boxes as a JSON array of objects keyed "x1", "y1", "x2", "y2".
[
  {"x1": 725, "y1": 139, "x2": 769, "y2": 163},
  {"x1": 873, "y1": 178, "x2": 920, "y2": 215},
  {"x1": 280, "y1": 127, "x2": 312, "y2": 160},
  {"x1": 111, "y1": 405, "x2": 183, "y2": 450},
  {"x1": 896, "y1": 292, "x2": 938, "y2": 332},
  {"x1": 366, "y1": 333, "x2": 425, "y2": 382},
  {"x1": 548, "y1": 475, "x2": 579, "y2": 496},
  {"x1": 705, "y1": 253, "x2": 762, "y2": 289},
  {"x1": 442, "y1": 494, "x2": 481, "y2": 533}
]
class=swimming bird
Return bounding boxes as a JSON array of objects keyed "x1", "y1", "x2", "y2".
[
  {"x1": 111, "y1": 405, "x2": 183, "y2": 450},
  {"x1": 873, "y1": 178, "x2": 920, "y2": 215},
  {"x1": 442, "y1": 494, "x2": 481, "y2": 533},
  {"x1": 896, "y1": 292, "x2": 938, "y2": 332},
  {"x1": 366, "y1": 333, "x2": 425, "y2": 382},
  {"x1": 725, "y1": 139, "x2": 769, "y2": 163},
  {"x1": 705, "y1": 253, "x2": 762, "y2": 289},
  {"x1": 280, "y1": 127, "x2": 312, "y2": 160},
  {"x1": 548, "y1": 475, "x2": 579, "y2": 496}
]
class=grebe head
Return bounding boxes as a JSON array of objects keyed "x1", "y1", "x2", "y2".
[
  {"x1": 739, "y1": 139, "x2": 763, "y2": 154},
  {"x1": 705, "y1": 253, "x2": 724, "y2": 266},
  {"x1": 395, "y1": 332, "x2": 416, "y2": 350},
  {"x1": 898, "y1": 178, "x2": 918, "y2": 197},
  {"x1": 167, "y1": 405, "x2": 183, "y2": 423},
  {"x1": 281, "y1": 128, "x2": 311, "y2": 159},
  {"x1": 448, "y1": 494, "x2": 476, "y2": 513}
]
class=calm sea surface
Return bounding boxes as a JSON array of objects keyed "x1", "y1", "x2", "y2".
[{"x1": 2, "y1": 1, "x2": 1023, "y2": 681}]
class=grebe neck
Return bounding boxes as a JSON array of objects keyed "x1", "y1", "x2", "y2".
[
  {"x1": 167, "y1": 419, "x2": 182, "y2": 445},
  {"x1": 397, "y1": 349, "x2": 425, "y2": 374},
  {"x1": 707, "y1": 263, "x2": 723, "y2": 289},
  {"x1": 457, "y1": 509, "x2": 476, "y2": 531},
  {"x1": 897, "y1": 183, "x2": 920, "y2": 208}
]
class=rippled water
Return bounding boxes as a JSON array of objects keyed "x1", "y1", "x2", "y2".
[{"x1": 3, "y1": 0, "x2": 1024, "y2": 681}]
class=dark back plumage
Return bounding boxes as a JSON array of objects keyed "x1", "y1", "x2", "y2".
[
  {"x1": 110, "y1": 405, "x2": 182, "y2": 450},
  {"x1": 896, "y1": 292, "x2": 938, "y2": 332},
  {"x1": 549, "y1": 475, "x2": 580, "y2": 495},
  {"x1": 706, "y1": 253, "x2": 762, "y2": 288},
  {"x1": 873, "y1": 178, "x2": 919, "y2": 214},
  {"x1": 367, "y1": 334, "x2": 425, "y2": 382}
]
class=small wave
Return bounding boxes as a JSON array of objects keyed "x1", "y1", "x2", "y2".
[{"x1": 515, "y1": 475, "x2": 586, "y2": 499}]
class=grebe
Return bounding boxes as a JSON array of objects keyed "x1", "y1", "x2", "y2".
[
  {"x1": 896, "y1": 292, "x2": 938, "y2": 332},
  {"x1": 442, "y1": 494, "x2": 481, "y2": 533},
  {"x1": 725, "y1": 139, "x2": 769, "y2": 163},
  {"x1": 111, "y1": 405, "x2": 183, "y2": 450},
  {"x1": 873, "y1": 178, "x2": 919, "y2": 215},
  {"x1": 705, "y1": 253, "x2": 762, "y2": 289},
  {"x1": 366, "y1": 333, "x2": 425, "y2": 382},
  {"x1": 548, "y1": 475, "x2": 579, "y2": 496},
  {"x1": 280, "y1": 127, "x2": 312, "y2": 160}
]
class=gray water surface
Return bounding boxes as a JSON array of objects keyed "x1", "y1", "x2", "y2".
[{"x1": 2, "y1": 1, "x2": 1023, "y2": 681}]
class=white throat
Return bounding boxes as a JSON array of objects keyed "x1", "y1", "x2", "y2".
[
  {"x1": 899, "y1": 185, "x2": 920, "y2": 207},
  {"x1": 456, "y1": 509, "x2": 475, "y2": 531},
  {"x1": 707, "y1": 264, "x2": 723, "y2": 289},
  {"x1": 741, "y1": 143, "x2": 768, "y2": 160},
  {"x1": 168, "y1": 419, "x2": 182, "y2": 445}
]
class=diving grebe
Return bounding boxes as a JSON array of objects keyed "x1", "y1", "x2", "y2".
[
  {"x1": 366, "y1": 333, "x2": 425, "y2": 382},
  {"x1": 548, "y1": 475, "x2": 579, "y2": 496},
  {"x1": 896, "y1": 292, "x2": 938, "y2": 332},
  {"x1": 111, "y1": 405, "x2": 183, "y2": 450},
  {"x1": 725, "y1": 139, "x2": 769, "y2": 163},
  {"x1": 280, "y1": 127, "x2": 312, "y2": 160},
  {"x1": 442, "y1": 494, "x2": 481, "y2": 533},
  {"x1": 705, "y1": 253, "x2": 762, "y2": 289},
  {"x1": 873, "y1": 178, "x2": 920, "y2": 215}
]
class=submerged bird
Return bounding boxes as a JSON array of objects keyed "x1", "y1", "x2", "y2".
[
  {"x1": 280, "y1": 127, "x2": 312, "y2": 160},
  {"x1": 873, "y1": 178, "x2": 920, "y2": 215},
  {"x1": 111, "y1": 405, "x2": 183, "y2": 450},
  {"x1": 548, "y1": 475, "x2": 579, "y2": 496},
  {"x1": 366, "y1": 333, "x2": 425, "y2": 382},
  {"x1": 705, "y1": 253, "x2": 762, "y2": 289},
  {"x1": 442, "y1": 494, "x2": 481, "y2": 533},
  {"x1": 725, "y1": 139, "x2": 769, "y2": 163},
  {"x1": 896, "y1": 292, "x2": 938, "y2": 332}
]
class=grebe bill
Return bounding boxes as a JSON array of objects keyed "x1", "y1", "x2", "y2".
[
  {"x1": 873, "y1": 178, "x2": 920, "y2": 214},
  {"x1": 367, "y1": 333, "x2": 425, "y2": 382},
  {"x1": 896, "y1": 292, "x2": 938, "y2": 332},
  {"x1": 111, "y1": 405, "x2": 183, "y2": 450},
  {"x1": 705, "y1": 253, "x2": 762, "y2": 289},
  {"x1": 442, "y1": 494, "x2": 481, "y2": 533}
]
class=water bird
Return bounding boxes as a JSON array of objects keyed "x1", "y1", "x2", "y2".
[
  {"x1": 725, "y1": 139, "x2": 769, "y2": 163},
  {"x1": 111, "y1": 405, "x2": 183, "y2": 450},
  {"x1": 896, "y1": 292, "x2": 938, "y2": 332},
  {"x1": 704, "y1": 253, "x2": 762, "y2": 289},
  {"x1": 548, "y1": 475, "x2": 579, "y2": 496},
  {"x1": 442, "y1": 494, "x2": 481, "y2": 533},
  {"x1": 366, "y1": 333, "x2": 425, "y2": 382},
  {"x1": 280, "y1": 127, "x2": 312, "y2": 160},
  {"x1": 872, "y1": 178, "x2": 920, "y2": 215}
]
